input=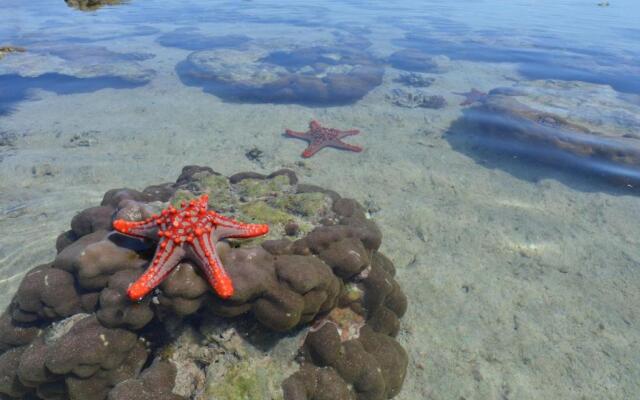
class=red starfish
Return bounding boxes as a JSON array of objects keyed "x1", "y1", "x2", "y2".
[
  {"x1": 285, "y1": 120, "x2": 363, "y2": 158},
  {"x1": 112, "y1": 194, "x2": 269, "y2": 301},
  {"x1": 454, "y1": 88, "x2": 487, "y2": 106}
]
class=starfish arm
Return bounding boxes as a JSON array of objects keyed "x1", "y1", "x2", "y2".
[
  {"x1": 190, "y1": 233, "x2": 234, "y2": 298},
  {"x1": 284, "y1": 129, "x2": 309, "y2": 140},
  {"x1": 127, "y1": 240, "x2": 185, "y2": 301},
  {"x1": 210, "y1": 213, "x2": 269, "y2": 240},
  {"x1": 338, "y1": 129, "x2": 360, "y2": 138},
  {"x1": 302, "y1": 142, "x2": 325, "y2": 158},
  {"x1": 113, "y1": 218, "x2": 159, "y2": 240},
  {"x1": 329, "y1": 140, "x2": 363, "y2": 153}
]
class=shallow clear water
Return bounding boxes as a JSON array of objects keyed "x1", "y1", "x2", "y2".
[{"x1": 1, "y1": 0, "x2": 640, "y2": 399}]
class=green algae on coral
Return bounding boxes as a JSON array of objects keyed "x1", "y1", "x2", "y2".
[
  {"x1": 342, "y1": 282, "x2": 364, "y2": 303},
  {"x1": 270, "y1": 192, "x2": 329, "y2": 217},
  {"x1": 239, "y1": 201, "x2": 293, "y2": 226},
  {"x1": 195, "y1": 173, "x2": 236, "y2": 208},
  {"x1": 205, "y1": 359, "x2": 287, "y2": 400},
  {"x1": 168, "y1": 173, "x2": 332, "y2": 243},
  {"x1": 237, "y1": 200, "x2": 315, "y2": 240},
  {"x1": 235, "y1": 175, "x2": 292, "y2": 198}
]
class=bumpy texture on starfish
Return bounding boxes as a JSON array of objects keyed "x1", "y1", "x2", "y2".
[
  {"x1": 285, "y1": 120, "x2": 363, "y2": 158},
  {"x1": 112, "y1": 194, "x2": 269, "y2": 301}
]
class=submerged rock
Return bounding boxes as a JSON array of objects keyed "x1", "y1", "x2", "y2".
[
  {"x1": 0, "y1": 43, "x2": 154, "y2": 116},
  {"x1": 65, "y1": 0, "x2": 127, "y2": 11},
  {"x1": 0, "y1": 166, "x2": 409, "y2": 400},
  {"x1": 0, "y1": 46, "x2": 25, "y2": 61},
  {"x1": 449, "y1": 80, "x2": 640, "y2": 188},
  {"x1": 178, "y1": 45, "x2": 384, "y2": 105},
  {"x1": 0, "y1": 43, "x2": 154, "y2": 83}
]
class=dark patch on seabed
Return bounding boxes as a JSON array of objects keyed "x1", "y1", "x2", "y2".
[
  {"x1": 0, "y1": 73, "x2": 147, "y2": 116},
  {"x1": 445, "y1": 108, "x2": 640, "y2": 196}
]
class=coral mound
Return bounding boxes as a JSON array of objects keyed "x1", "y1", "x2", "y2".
[
  {"x1": 448, "y1": 80, "x2": 640, "y2": 188},
  {"x1": 0, "y1": 166, "x2": 408, "y2": 400},
  {"x1": 177, "y1": 45, "x2": 384, "y2": 106},
  {"x1": 65, "y1": 0, "x2": 126, "y2": 11}
]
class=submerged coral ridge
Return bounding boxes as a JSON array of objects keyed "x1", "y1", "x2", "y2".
[
  {"x1": 447, "y1": 80, "x2": 640, "y2": 188},
  {"x1": 0, "y1": 166, "x2": 408, "y2": 400},
  {"x1": 177, "y1": 45, "x2": 384, "y2": 105},
  {"x1": 65, "y1": 0, "x2": 127, "y2": 11}
]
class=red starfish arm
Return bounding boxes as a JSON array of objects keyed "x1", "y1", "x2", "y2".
[
  {"x1": 113, "y1": 218, "x2": 159, "y2": 239},
  {"x1": 328, "y1": 140, "x2": 363, "y2": 153},
  {"x1": 339, "y1": 129, "x2": 360, "y2": 137},
  {"x1": 190, "y1": 233, "x2": 234, "y2": 298},
  {"x1": 284, "y1": 129, "x2": 309, "y2": 140},
  {"x1": 127, "y1": 240, "x2": 185, "y2": 301},
  {"x1": 302, "y1": 142, "x2": 324, "y2": 158},
  {"x1": 210, "y1": 213, "x2": 269, "y2": 239},
  {"x1": 309, "y1": 120, "x2": 321, "y2": 130}
]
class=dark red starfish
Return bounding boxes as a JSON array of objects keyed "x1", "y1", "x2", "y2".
[
  {"x1": 112, "y1": 194, "x2": 269, "y2": 301},
  {"x1": 454, "y1": 88, "x2": 487, "y2": 106},
  {"x1": 285, "y1": 120, "x2": 363, "y2": 158}
]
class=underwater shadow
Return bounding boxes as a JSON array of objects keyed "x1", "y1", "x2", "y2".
[
  {"x1": 0, "y1": 73, "x2": 148, "y2": 116},
  {"x1": 444, "y1": 108, "x2": 640, "y2": 196}
]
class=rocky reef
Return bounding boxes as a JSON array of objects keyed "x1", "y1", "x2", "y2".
[
  {"x1": 177, "y1": 45, "x2": 384, "y2": 105},
  {"x1": 0, "y1": 46, "x2": 25, "y2": 61},
  {"x1": 0, "y1": 166, "x2": 408, "y2": 400},
  {"x1": 0, "y1": 43, "x2": 154, "y2": 84},
  {"x1": 0, "y1": 43, "x2": 154, "y2": 116},
  {"x1": 64, "y1": 0, "x2": 127, "y2": 11},
  {"x1": 447, "y1": 80, "x2": 640, "y2": 188}
]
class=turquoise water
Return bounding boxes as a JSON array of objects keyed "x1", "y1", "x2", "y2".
[{"x1": 1, "y1": 0, "x2": 640, "y2": 399}]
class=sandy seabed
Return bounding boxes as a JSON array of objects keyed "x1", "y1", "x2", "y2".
[{"x1": 1, "y1": 31, "x2": 639, "y2": 400}]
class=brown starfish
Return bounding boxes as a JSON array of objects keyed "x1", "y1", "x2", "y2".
[
  {"x1": 284, "y1": 120, "x2": 363, "y2": 158},
  {"x1": 454, "y1": 88, "x2": 487, "y2": 106}
]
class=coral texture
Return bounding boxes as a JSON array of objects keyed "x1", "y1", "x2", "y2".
[{"x1": 0, "y1": 166, "x2": 408, "y2": 400}]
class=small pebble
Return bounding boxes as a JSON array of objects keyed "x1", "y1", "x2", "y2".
[{"x1": 284, "y1": 221, "x2": 299, "y2": 236}]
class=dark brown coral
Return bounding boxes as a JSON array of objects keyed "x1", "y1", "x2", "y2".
[{"x1": 0, "y1": 166, "x2": 409, "y2": 400}]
